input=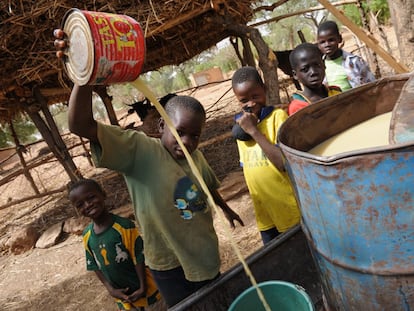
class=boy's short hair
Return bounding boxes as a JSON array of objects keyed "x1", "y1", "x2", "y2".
[
  {"x1": 68, "y1": 178, "x2": 104, "y2": 195},
  {"x1": 289, "y1": 43, "x2": 323, "y2": 69},
  {"x1": 165, "y1": 95, "x2": 206, "y2": 120},
  {"x1": 317, "y1": 20, "x2": 340, "y2": 36},
  {"x1": 231, "y1": 66, "x2": 264, "y2": 88}
]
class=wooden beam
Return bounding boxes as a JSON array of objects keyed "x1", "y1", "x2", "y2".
[
  {"x1": 0, "y1": 186, "x2": 66, "y2": 211},
  {"x1": 94, "y1": 86, "x2": 119, "y2": 126},
  {"x1": 9, "y1": 119, "x2": 40, "y2": 194},
  {"x1": 254, "y1": 0, "x2": 290, "y2": 13},
  {"x1": 317, "y1": 0, "x2": 409, "y2": 74}
]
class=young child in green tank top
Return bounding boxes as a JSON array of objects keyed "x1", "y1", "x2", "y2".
[{"x1": 317, "y1": 20, "x2": 375, "y2": 91}]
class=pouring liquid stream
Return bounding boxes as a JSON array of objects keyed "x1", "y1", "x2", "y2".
[{"x1": 131, "y1": 78, "x2": 272, "y2": 311}]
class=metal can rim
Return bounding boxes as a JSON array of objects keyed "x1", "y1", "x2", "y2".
[{"x1": 62, "y1": 9, "x2": 94, "y2": 86}]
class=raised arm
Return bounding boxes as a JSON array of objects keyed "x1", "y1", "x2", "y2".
[
  {"x1": 54, "y1": 29, "x2": 98, "y2": 143},
  {"x1": 68, "y1": 84, "x2": 98, "y2": 143},
  {"x1": 237, "y1": 112, "x2": 285, "y2": 172}
]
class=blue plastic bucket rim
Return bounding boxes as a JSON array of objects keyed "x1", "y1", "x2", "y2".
[{"x1": 228, "y1": 280, "x2": 314, "y2": 311}]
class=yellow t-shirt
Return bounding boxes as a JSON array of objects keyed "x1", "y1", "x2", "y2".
[{"x1": 236, "y1": 109, "x2": 301, "y2": 232}]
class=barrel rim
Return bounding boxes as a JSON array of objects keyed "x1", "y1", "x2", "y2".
[
  {"x1": 278, "y1": 73, "x2": 413, "y2": 163},
  {"x1": 279, "y1": 140, "x2": 414, "y2": 164},
  {"x1": 228, "y1": 280, "x2": 315, "y2": 311}
]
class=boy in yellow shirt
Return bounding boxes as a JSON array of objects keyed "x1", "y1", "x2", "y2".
[{"x1": 231, "y1": 66, "x2": 301, "y2": 244}]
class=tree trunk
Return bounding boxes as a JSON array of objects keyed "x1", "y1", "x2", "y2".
[
  {"x1": 32, "y1": 86, "x2": 82, "y2": 182},
  {"x1": 229, "y1": 36, "x2": 246, "y2": 66},
  {"x1": 241, "y1": 36, "x2": 256, "y2": 67},
  {"x1": 387, "y1": 0, "x2": 414, "y2": 71},
  {"x1": 210, "y1": 14, "x2": 280, "y2": 105},
  {"x1": 356, "y1": 0, "x2": 381, "y2": 78},
  {"x1": 246, "y1": 27, "x2": 281, "y2": 106}
]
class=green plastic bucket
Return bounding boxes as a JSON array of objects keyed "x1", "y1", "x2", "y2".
[{"x1": 228, "y1": 281, "x2": 314, "y2": 311}]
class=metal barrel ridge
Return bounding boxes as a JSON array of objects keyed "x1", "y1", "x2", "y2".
[
  {"x1": 278, "y1": 74, "x2": 414, "y2": 310},
  {"x1": 62, "y1": 9, "x2": 146, "y2": 85}
]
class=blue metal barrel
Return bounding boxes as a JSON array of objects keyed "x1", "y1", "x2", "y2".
[{"x1": 278, "y1": 74, "x2": 414, "y2": 310}]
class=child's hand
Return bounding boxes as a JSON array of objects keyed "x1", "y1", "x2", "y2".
[
  {"x1": 237, "y1": 112, "x2": 258, "y2": 136},
  {"x1": 108, "y1": 287, "x2": 130, "y2": 301},
  {"x1": 53, "y1": 29, "x2": 67, "y2": 59},
  {"x1": 127, "y1": 287, "x2": 146, "y2": 302},
  {"x1": 223, "y1": 207, "x2": 244, "y2": 229}
]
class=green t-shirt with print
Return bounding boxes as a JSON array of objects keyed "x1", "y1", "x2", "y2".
[{"x1": 91, "y1": 123, "x2": 221, "y2": 282}]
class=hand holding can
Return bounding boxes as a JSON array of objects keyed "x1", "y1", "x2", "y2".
[
  {"x1": 54, "y1": 9, "x2": 146, "y2": 86},
  {"x1": 53, "y1": 29, "x2": 67, "y2": 59}
]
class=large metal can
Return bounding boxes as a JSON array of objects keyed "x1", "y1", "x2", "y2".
[{"x1": 62, "y1": 9, "x2": 145, "y2": 85}]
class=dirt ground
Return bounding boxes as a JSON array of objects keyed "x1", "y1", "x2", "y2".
[
  {"x1": 0, "y1": 79, "x2": 266, "y2": 311},
  {"x1": 0, "y1": 25, "x2": 402, "y2": 310}
]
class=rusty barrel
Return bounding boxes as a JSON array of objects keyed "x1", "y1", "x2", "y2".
[
  {"x1": 62, "y1": 9, "x2": 145, "y2": 85},
  {"x1": 278, "y1": 74, "x2": 414, "y2": 310}
]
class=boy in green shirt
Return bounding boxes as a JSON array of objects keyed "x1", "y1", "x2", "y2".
[{"x1": 69, "y1": 178, "x2": 164, "y2": 311}]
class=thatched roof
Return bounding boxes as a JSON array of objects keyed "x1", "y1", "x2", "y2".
[{"x1": 0, "y1": 0, "x2": 258, "y2": 122}]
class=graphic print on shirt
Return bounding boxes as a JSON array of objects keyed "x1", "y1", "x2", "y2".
[
  {"x1": 99, "y1": 243, "x2": 110, "y2": 266},
  {"x1": 174, "y1": 176, "x2": 206, "y2": 220},
  {"x1": 241, "y1": 147, "x2": 269, "y2": 168},
  {"x1": 115, "y1": 242, "x2": 129, "y2": 263},
  {"x1": 92, "y1": 251, "x2": 102, "y2": 269}
]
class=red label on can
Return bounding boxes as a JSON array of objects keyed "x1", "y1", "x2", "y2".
[{"x1": 83, "y1": 11, "x2": 145, "y2": 84}]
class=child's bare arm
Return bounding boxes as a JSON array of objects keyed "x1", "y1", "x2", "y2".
[
  {"x1": 68, "y1": 84, "x2": 99, "y2": 143},
  {"x1": 54, "y1": 29, "x2": 98, "y2": 143},
  {"x1": 210, "y1": 189, "x2": 244, "y2": 228},
  {"x1": 237, "y1": 113, "x2": 285, "y2": 172},
  {"x1": 248, "y1": 129, "x2": 285, "y2": 172},
  {"x1": 126, "y1": 262, "x2": 147, "y2": 302}
]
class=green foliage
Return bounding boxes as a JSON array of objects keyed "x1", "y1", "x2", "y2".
[
  {"x1": 343, "y1": 0, "x2": 390, "y2": 26},
  {"x1": 0, "y1": 124, "x2": 12, "y2": 148},
  {"x1": 368, "y1": 0, "x2": 390, "y2": 24},
  {"x1": 0, "y1": 115, "x2": 39, "y2": 148},
  {"x1": 343, "y1": 4, "x2": 362, "y2": 26},
  {"x1": 125, "y1": 42, "x2": 239, "y2": 100},
  {"x1": 108, "y1": 84, "x2": 143, "y2": 109},
  {"x1": 258, "y1": 0, "x2": 321, "y2": 49}
]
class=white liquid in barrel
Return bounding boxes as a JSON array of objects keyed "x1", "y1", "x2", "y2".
[{"x1": 309, "y1": 112, "x2": 392, "y2": 156}]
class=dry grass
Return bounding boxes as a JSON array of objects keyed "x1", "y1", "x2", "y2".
[{"x1": 0, "y1": 0, "x2": 257, "y2": 121}]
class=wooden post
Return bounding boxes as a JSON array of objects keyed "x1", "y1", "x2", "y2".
[
  {"x1": 32, "y1": 86, "x2": 82, "y2": 181},
  {"x1": 25, "y1": 105, "x2": 81, "y2": 182},
  {"x1": 246, "y1": 27, "x2": 281, "y2": 106},
  {"x1": 317, "y1": 0, "x2": 409, "y2": 73},
  {"x1": 241, "y1": 35, "x2": 256, "y2": 67},
  {"x1": 221, "y1": 22, "x2": 280, "y2": 105},
  {"x1": 297, "y1": 30, "x2": 307, "y2": 43},
  {"x1": 80, "y1": 137, "x2": 93, "y2": 167},
  {"x1": 355, "y1": 0, "x2": 381, "y2": 78},
  {"x1": 94, "y1": 86, "x2": 119, "y2": 126},
  {"x1": 8, "y1": 119, "x2": 40, "y2": 194},
  {"x1": 229, "y1": 36, "x2": 246, "y2": 66},
  {"x1": 33, "y1": 87, "x2": 69, "y2": 154}
]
